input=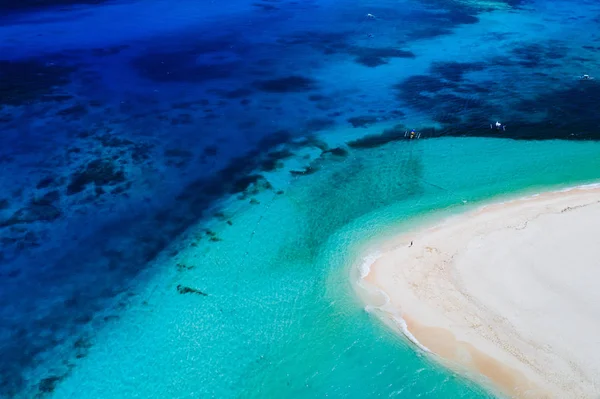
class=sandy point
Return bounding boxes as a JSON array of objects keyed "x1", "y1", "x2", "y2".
[{"x1": 356, "y1": 185, "x2": 600, "y2": 398}]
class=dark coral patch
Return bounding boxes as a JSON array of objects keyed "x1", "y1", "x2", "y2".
[
  {"x1": 210, "y1": 87, "x2": 253, "y2": 99},
  {"x1": 446, "y1": 10, "x2": 478, "y2": 25},
  {"x1": 38, "y1": 375, "x2": 63, "y2": 394},
  {"x1": 308, "y1": 94, "x2": 328, "y2": 102},
  {"x1": 429, "y1": 61, "x2": 486, "y2": 82},
  {"x1": 253, "y1": 1, "x2": 279, "y2": 11},
  {"x1": 259, "y1": 149, "x2": 294, "y2": 172},
  {"x1": 290, "y1": 166, "x2": 318, "y2": 176},
  {"x1": 0, "y1": 59, "x2": 75, "y2": 106},
  {"x1": 305, "y1": 118, "x2": 336, "y2": 132},
  {"x1": 405, "y1": 26, "x2": 453, "y2": 40},
  {"x1": 170, "y1": 113, "x2": 193, "y2": 125},
  {"x1": 350, "y1": 46, "x2": 416, "y2": 68},
  {"x1": 253, "y1": 76, "x2": 317, "y2": 93},
  {"x1": 56, "y1": 103, "x2": 88, "y2": 118},
  {"x1": 355, "y1": 56, "x2": 388, "y2": 67},
  {"x1": 257, "y1": 130, "x2": 292, "y2": 150},
  {"x1": 36, "y1": 176, "x2": 55, "y2": 189},
  {"x1": 32, "y1": 190, "x2": 61, "y2": 206},
  {"x1": 66, "y1": 159, "x2": 126, "y2": 195},
  {"x1": 95, "y1": 134, "x2": 134, "y2": 148},
  {"x1": 176, "y1": 285, "x2": 207, "y2": 296},
  {"x1": 508, "y1": 42, "x2": 568, "y2": 69},
  {"x1": 323, "y1": 147, "x2": 349, "y2": 157},
  {"x1": 0, "y1": 204, "x2": 62, "y2": 226},
  {"x1": 347, "y1": 124, "x2": 408, "y2": 149},
  {"x1": 347, "y1": 116, "x2": 379, "y2": 128},
  {"x1": 203, "y1": 145, "x2": 218, "y2": 156}
]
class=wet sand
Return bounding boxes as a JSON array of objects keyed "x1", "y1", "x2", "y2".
[{"x1": 360, "y1": 186, "x2": 600, "y2": 398}]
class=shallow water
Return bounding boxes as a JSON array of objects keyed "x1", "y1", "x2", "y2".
[{"x1": 1, "y1": 0, "x2": 600, "y2": 397}]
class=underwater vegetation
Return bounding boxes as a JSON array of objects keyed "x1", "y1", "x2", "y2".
[{"x1": 1, "y1": 0, "x2": 599, "y2": 396}]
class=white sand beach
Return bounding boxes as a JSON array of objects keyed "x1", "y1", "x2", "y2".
[{"x1": 359, "y1": 186, "x2": 600, "y2": 398}]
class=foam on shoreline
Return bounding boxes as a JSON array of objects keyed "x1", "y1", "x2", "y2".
[
  {"x1": 356, "y1": 251, "x2": 430, "y2": 353},
  {"x1": 353, "y1": 182, "x2": 600, "y2": 398}
]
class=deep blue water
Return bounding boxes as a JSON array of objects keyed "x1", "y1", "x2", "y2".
[{"x1": 1, "y1": 0, "x2": 600, "y2": 397}]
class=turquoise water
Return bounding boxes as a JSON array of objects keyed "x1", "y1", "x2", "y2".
[
  {"x1": 2, "y1": 0, "x2": 600, "y2": 397},
  {"x1": 46, "y1": 137, "x2": 600, "y2": 399}
]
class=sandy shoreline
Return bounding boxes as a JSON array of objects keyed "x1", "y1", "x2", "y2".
[{"x1": 356, "y1": 185, "x2": 600, "y2": 398}]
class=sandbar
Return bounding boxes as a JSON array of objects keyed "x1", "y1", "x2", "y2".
[{"x1": 358, "y1": 185, "x2": 600, "y2": 398}]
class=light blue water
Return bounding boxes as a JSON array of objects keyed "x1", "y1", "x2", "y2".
[
  {"x1": 48, "y1": 137, "x2": 600, "y2": 399},
  {"x1": 1, "y1": 0, "x2": 600, "y2": 397}
]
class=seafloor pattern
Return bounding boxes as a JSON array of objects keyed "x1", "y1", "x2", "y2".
[{"x1": 1, "y1": 0, "x2": 600, "y2": 397}]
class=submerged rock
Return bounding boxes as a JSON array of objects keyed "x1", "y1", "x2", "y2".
[
  {"x1": 254, "y1": 75, "x2": 317, "y2": 93},
  {"x1": 176, "y1": 263, "x2": 194, "y2": 271},
  {"x1": 176, "y1": 285, "x2": 207, "y2": 296},
  {"x1": 38, "y1": 375, "x2": 63, "y2": 394},
  {"x1": 290, "y1": 166, "x2": 318, "y2": 176},
  {"x1": 0, "y1": 204, "x2": 61, "y2": 227},
  {"x1": 324, "y1": 147, "x2": 349, "y2": 157},
  {"x1": 66, "y1": 159, "x2": 126, "y2": 195}
]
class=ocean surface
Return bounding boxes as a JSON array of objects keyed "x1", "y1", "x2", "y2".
[{"x1": 1, "y1": 0, "x2": 600, "y2": 397}]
